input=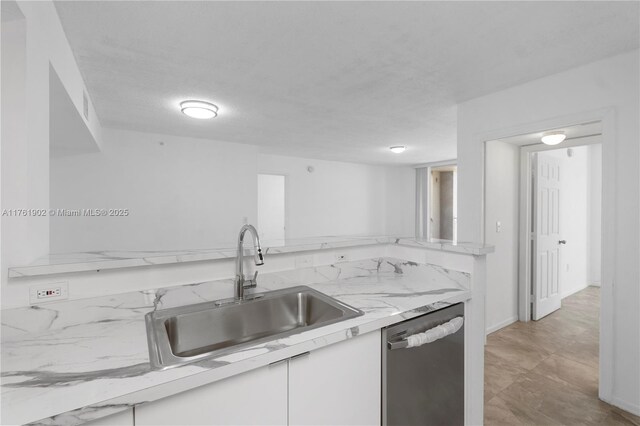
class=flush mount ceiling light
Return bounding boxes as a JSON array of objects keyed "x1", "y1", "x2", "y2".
[
  {"x1": 541, "y1": 132, "x2": 566, "y2": 145},
  {"x1": 180, "y1": 100, "x2": 218, "y2": 119},
  {"x1": 390, "y1": 146, "x2": 406, "y2": 154}
]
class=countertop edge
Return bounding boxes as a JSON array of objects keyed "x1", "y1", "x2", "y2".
[
  {"x1": 26, "y1": 290, "x2": 472, "y2": 426},
  {"x1": 10, "y1": 237, "x2": 493, "y2": 278}
]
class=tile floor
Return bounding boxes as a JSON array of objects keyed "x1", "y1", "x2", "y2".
[{"x1": 484, "y1": 286, "x2": 640, "y2": 425}]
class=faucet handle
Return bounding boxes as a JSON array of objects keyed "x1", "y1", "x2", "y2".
[{"x1": 244, "y1": 271, "x2": 259, "y2": 289}]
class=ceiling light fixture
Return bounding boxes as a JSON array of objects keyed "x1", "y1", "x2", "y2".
[
  {"x1": 541, "y1": 132, "x2": 566, "y2": 145},
  {"x1": 180, "y1": 100, "x2": 218, "y2": 119},
  {"x1": 390, "y1": 146, "x2": 406, "y2": 153}
]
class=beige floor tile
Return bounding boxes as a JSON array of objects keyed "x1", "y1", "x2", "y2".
[
  {"x1": 559, "y1": 338, "x2": 599, "y2": 370},
  {"x1": 602, "y1": 410, "x2": 640, "y2": 426},
  {"x1": 484, "y1": 287, "x2": 640, "y2": 426},
  {"x1": 612, "y1": 407, "x2": 640, "y2": 426},
  {"x1": 530, "y1": 353, "x2": 599, "y2": 397},
  {"x1": 492, "y1": 389, "x2": 562, "y2": 426},
  {"x1": 484, "y1": 396, "x2": 525, "y2": 426},
  {"x1": 484, "y1": 351, "x2": 528, "y2": 397},
  {"x1": 492, "y1": 323, "x2": 572, "y2": 355},
  {"x1": 501, "y1": 372, "x2": 611, "y2": 425},
  {"x1": 485, "y1": 335, "x2": 551, "y2": 371}
]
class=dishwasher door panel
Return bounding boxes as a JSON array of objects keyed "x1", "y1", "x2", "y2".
[{"x1": 382, "y1": 303, "x2": 464, "y2": 426}]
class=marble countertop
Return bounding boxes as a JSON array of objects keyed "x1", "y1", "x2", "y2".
[
  {"x1": 1, "y1": 257, "x2": 471, "y2": 425},
  {"x1": 8, "y1": 235, "x2": 493, "y2": 278}
]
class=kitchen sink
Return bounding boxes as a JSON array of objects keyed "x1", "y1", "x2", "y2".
[{"x1": 145, "y1": 286, "x2": 363, "y2": 368}]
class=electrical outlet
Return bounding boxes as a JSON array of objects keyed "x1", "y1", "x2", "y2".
[
  {"x1": 335, "y1": 253, "x2": 348, "y2": 263},
  {"x1": 496, "y1": 221, "x2": 501, "y2": 233},
  {"x1": 30, "y1": 282, "x2": 68, "y2": 304}
]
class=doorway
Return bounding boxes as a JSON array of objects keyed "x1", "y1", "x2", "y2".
[
  {"x1": 483, "y1": 121, "x2": 602, "y2": 326},
  {"x1": 415, "y1": 162, "x2": 458, "y2": 241},
  {"x1": 529, "y1": 145, "x2": 602, "y2": 319},
  {"x1": 257, "y1": 174, "x2": 286, "y2": 243},
  {"x1": 430, "y1": 165, "x2": 457, "y2": 240},
  {"x1": 520, "y1": 138, "x2": 602, "y2": 321},
  {"x1": 483, "y1": 121, "x2": 607, "y2": 423}
]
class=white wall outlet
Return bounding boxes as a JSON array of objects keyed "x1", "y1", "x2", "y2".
[
  {"x1": 29, "y1": 282, "x2": 69, "y2": 304},
  {"x1": 495, "y1": 221, "x2": 501, "y2": 233},
  {"x1": 335, "y1": 253, "x2": 349, "y2": 263},
  {"x1": 295, "y1": 255, "x2": 313, "y2": 268}
]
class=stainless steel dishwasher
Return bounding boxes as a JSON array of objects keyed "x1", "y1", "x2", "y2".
[{"x1": 382, "y1": 303, "x2": 464, "y2": 426}]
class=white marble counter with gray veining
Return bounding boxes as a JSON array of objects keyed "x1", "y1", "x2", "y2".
[
  {"x1": 8, "y1": 235, "x2": 494, "y2": 278},
  {"x1": 1, "y1": 257, "x2": 472, "y2": 425}
]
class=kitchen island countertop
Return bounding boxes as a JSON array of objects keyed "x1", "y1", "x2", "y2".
[{"x1": 2, "y1": 257, "x2": 472, "y2": 425}]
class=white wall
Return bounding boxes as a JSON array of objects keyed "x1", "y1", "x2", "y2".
[
  {"x1": 1, "y1": 0, "x2": 102, "y2": 293},
  {"x1": 1, "y1": 7, "x2": 37, "y2": 283},
  {"x1": 50, "y1": 128, "x2": 258, "y2": 252},
  {"x1": 384, "y1": 166, "x2": 416, "y2": 237},
  {"x1": 588, "y1": 144, "x2": 602, "y2": 285},
  {"x1": 258, "y1": 154, "x2": 414, "y2": 239},
  {"x1": 484, "y1": 140, "x2": 519, "y2": 334},
  {"x1": 458, "y1": 51, "x2": 639, "y2": 414},
  {"x1": 50, "y1": 132, "x2": 416, "y2": 253}
]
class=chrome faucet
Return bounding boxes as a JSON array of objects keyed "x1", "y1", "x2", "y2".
[{"x1": 234, "y1": 224, "x2": 264, "y2": 301}]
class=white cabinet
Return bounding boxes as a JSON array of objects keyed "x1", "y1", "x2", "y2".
[
  {"x1": 134, "y1": 331, "x2": 381, "y2": 426},
  {"x1": 135, "y1": 362, "x2": 288, "y2": 425},
  {"x1": 84, "y1": 408, "x2": 133, "y2": 426},
  {"x1": 289, "y1": 331, "x2": 381, "y2": 426}
]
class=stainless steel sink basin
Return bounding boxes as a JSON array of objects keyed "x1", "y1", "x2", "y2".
[{"x1": 145, "y1": 286, "x2": 363, "y2": 368}]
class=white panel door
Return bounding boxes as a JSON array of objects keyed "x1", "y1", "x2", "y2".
[
  {"x1": 532, "y1": 152, "x2": 563, "y2": 320},
  {"x1": 288, "y1": 331, "x2": 381, "y2": 426},
  {"x1": 135, "y1": 362, "x2": 288, "y2": 425}
]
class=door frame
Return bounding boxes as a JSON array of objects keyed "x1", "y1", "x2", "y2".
[
  {"x1": 479, "y1": 107, "x2": 615, "y2": 404},
  {"x1": 518, "y1": 135, "x2": 601, "y2": 322}
]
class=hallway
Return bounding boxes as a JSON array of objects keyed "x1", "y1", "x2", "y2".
[{"x1": 484, "y1": 287, "x2": 640, "y2": 425}]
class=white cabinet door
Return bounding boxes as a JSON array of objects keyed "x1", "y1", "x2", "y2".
[
  {"x1": 135, "y1": 362, "x2": 288, "y2": 426},
  {"x1": 84, "y1": 408, "x2": 133, "y2": 426},
  {"x1": 289, "y1": 331, "x2": 381, "y2": 426}
]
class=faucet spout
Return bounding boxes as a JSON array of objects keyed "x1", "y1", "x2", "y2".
[{"x1": 235, "y1": 224, "x2": 264, "y2": 301}]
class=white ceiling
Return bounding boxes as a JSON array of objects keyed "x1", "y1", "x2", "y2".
[{"x1": 53, "y1": 1, "x2": 639, "y2": 165}]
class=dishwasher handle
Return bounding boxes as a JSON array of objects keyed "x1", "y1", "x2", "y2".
[{"x1": 388, "y1": 316, "x2": 464, "y2": 350}]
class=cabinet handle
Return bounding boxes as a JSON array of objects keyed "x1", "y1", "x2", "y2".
[
  {"x1": 269, "y1": 358, "x2": 288, "y2": 367},
  {"x1": 290, "y1": 351, "x2": 310, "y2": 360}
]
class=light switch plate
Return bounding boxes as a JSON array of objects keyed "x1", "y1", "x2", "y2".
[{"x1": 29, "y1": 282, "x2": 69, "y2": 304}]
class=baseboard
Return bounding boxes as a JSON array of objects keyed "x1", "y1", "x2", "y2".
[
  {"x1": 608, "y1": 395, "x2": 640, "y2": 417},
  {"x1": 561, "y1": 283, "x2": 590, "y2": 299},
  {"x1": 486, "y1": 316, "x2": 518, "y2": 335},
  {"x1": 590, "y1": 281, "x2": 601, "y2": 287}
]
